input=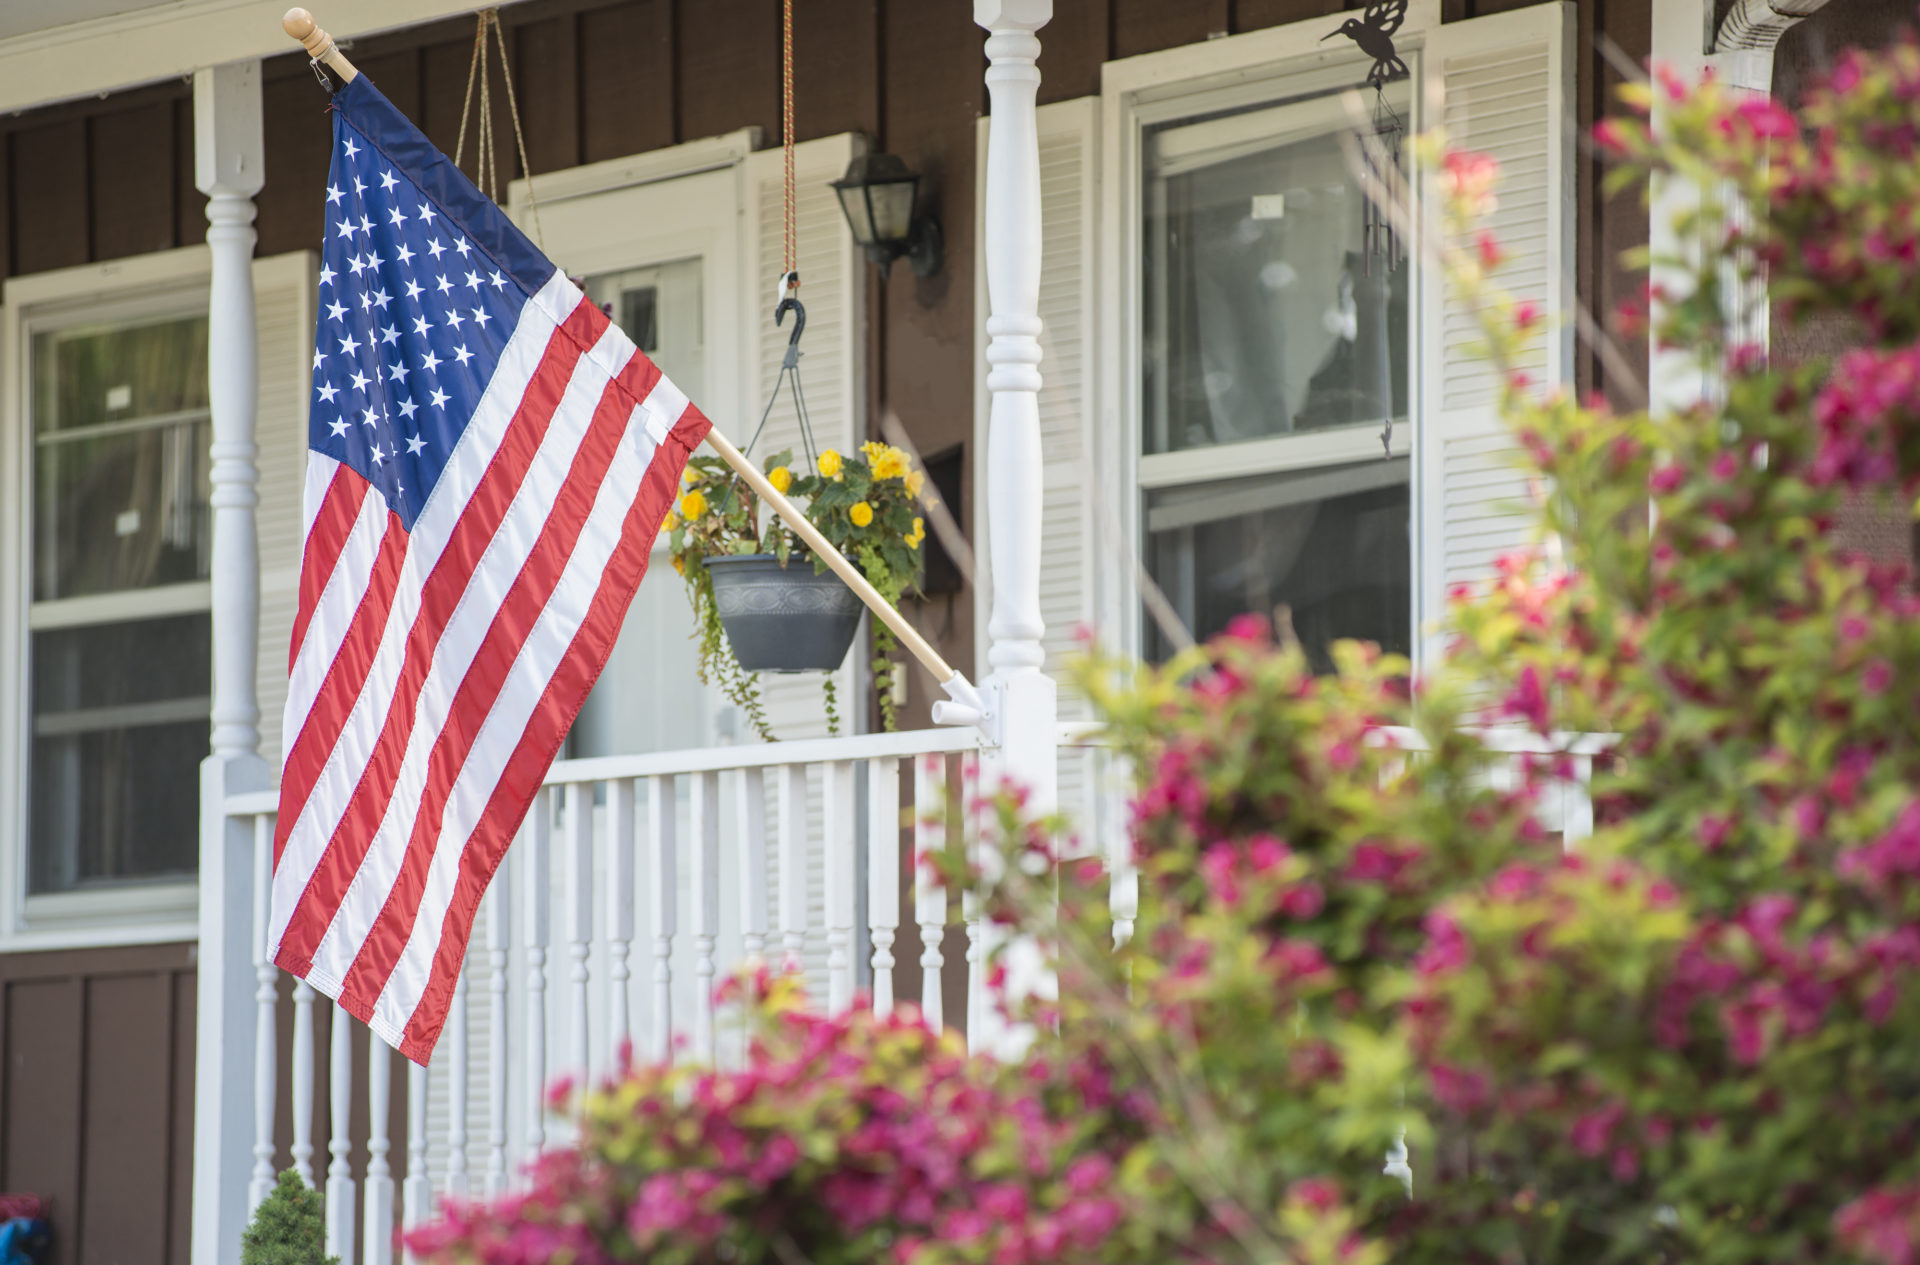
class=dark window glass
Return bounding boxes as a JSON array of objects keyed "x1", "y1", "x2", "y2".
[
  {"x1": 28, "y1": 615, "x2": 211, "y2": 893},
  {"x1": 1145, "y1": 464, "x2": 1410, "y2": 672},
  {"x1": 620, "y1": 286, "x2": 660, "y2": 352}
]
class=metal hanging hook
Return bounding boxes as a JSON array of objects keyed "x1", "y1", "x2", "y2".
[{"x1": 773, "y1": 269, "x2": 806, "y2": 370}]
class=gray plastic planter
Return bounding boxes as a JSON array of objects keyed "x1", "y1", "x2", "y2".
[{"x1": 704, "y1": 553, "x2": 862, "y2": 673}]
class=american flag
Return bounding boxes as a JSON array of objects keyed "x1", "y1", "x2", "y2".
[{"x1": 267, "y1": 74, "x2": 708, "y2": 1063}]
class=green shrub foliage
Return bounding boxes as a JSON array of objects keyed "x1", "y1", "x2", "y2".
[{"x1": 241, "y1": 1171, "x2": 338, "y2": 1265}]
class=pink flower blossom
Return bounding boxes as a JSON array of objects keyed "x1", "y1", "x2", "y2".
[
  {"x1": 1475, "y1": 231, "x2": 1506, "y2": 270},
  {"x1": 1864, "y1": 657, "x2": 1895, "y2": 697},
  {"x1": 1440, "y1": 149, "x2": 1501, "y2": 216},
  {"x1": 1836, "y1": 1184, "x2": 1920, "y2": 1265},
  {"x1": 1503, "y1": 664, "x2": 1552, "y2": 732},
  {"x1": 1290, "y1": 1178, "x2": 1342, "y2": 1214}
]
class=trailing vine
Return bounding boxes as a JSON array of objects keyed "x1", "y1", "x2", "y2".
[{"x1": 682, "y1": 557, "x2": 775, "y2": 743}]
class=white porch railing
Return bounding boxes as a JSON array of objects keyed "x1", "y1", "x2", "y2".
[
  {"x1": 208, "y1": 719, "x2": 1604, "y2": 1264},
  {"x1": 218, "y1": 724, "x2": 1030, "y2": 1265}
]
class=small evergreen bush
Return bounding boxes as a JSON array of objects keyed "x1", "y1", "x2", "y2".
[{"x1": 240, "y1": 1171, "x2": 337, "y2": 1265}]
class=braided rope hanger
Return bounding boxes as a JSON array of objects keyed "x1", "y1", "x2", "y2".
[
  {"x1": 729, "y1": 0, "x2": 819, "y2": 487},
  {"x1": 452, "y1": 7, "x2": 545, "y2": 252}
]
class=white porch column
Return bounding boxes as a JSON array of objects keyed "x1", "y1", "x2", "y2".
[
  {"x1": 201, "y1": 58, "x2": 266, "y2": 760},
  {"x1": 973, "y1": 0, "x2": 1057, "y2": 1058},
  {"x1": 192, "y1": 58, "x2": 269, "y2": 1265}
]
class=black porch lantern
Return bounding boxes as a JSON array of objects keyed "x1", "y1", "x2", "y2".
[{"x1": 831, "y1": 152, "x2": 944, "y2": 279}]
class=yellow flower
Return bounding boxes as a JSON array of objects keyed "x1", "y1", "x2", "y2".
[
  {"x1": 661, "y1": 511, "x2": 678, "y2": 534},
  {"x1": 861, "y1": 440, "x2": 889, "y2": 464},
  {"x1": 871, "y1": 449, "x2": 908, "y2": 481},
  {"x1": 680, "y1": 489, "x2": 707, "y2": 520},
  {"x1": 905, "y1": 469, "x2": 926, "y2": 497},
  {"x1": 818, "y1": 449, "x2": 843, "y2": 479},
  {"x1": 767, "y1": 466, "x2": 793, "y2": 494},
  {"x1": 682, "y1": 467, "x2": 702, "y2": 485},
  {"x1": 672, "y1": 553, "x2": 687, "y2": 575},
  {"x1": 849, "y1": 501, "x2": 874, "y2": 527}
]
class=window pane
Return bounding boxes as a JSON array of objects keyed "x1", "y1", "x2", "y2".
[
  {"x1": 1145, "y1": 464, "x2": 1410, "y2": 672},
  {"x1": 32, "y1": 313, "x2": 212, "y2": 601},
  {"x1": 28, "y1": 615, "x2": 210, "y2": 894},
  {"x1": 33, "y1": 315, "x2": 209, "y2": 435},
  {"x1": 585, "y1": 258, "x2": 702, "y2": 386},
  {"x1": 1143, "y1": 88, "x2": 1408, "y2": 456},
  {"x1": 33, "y1": 420, "x2": 211, "y2": 600}
]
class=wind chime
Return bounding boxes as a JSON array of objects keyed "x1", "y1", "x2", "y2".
[
  {"x1": 1326, "y1": 0, "x2": 1410, "y2": 452},
  {"x1": 1326, "y1": 0, "x2": 1410, "y2": 276}
]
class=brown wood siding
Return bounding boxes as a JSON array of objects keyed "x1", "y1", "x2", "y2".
[
  {"x1": 0, "y1": 943, "x2": 410, "y2": 1265},
  {"x1": 0, "y1": 943, "x2": 197, "y2": 1265}
]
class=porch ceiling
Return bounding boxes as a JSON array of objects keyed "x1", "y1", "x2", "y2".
[
  {"x1": 0, "y1": 0, "x2": 529, "y2": 118},
  {"x1": 0, "y1": 0, "x2": 180, "y2": 43}
]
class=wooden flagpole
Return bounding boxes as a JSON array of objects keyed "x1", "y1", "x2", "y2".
[{"x1": 280, "y1": 7, "x2": 990, "y2": 728}]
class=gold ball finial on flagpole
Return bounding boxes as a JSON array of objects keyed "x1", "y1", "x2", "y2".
[{"x1": 283, "y1": 8, "x2": 360, "y2": 82}]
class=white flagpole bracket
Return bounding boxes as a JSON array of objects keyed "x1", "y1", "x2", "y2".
[{"x1": 931, "y1": 675, "x2": 994, "y2": 742}]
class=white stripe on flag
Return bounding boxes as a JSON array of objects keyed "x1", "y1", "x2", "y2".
[
  {"x1": 299, "y1": 451, "x2": 336, "y2": 565},
  {"x1": 281, "y1": 477, "x2": 389, "y2": 762}
]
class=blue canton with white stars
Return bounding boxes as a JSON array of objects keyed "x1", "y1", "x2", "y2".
[{"x1": 309, "y1": 116, "x2": 531, "y2": 530}]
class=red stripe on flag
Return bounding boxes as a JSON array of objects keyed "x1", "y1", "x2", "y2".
[
  {"x1": 273, "y1": 510, "x2": 408, "y2": 870},
  {"x1": 275, "y1": 298, "x2": 606, "y2": 969},
  {"x1": 289, "y1": 466, "x2": 371, "y2": 672},
  {"x1": 398, "y1": 398, "x2": 710, "y2": 1063},
  {"x1": 333, "y1": 351, "x2": 664, "y2": 1015}
]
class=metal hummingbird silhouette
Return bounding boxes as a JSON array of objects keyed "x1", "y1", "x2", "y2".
[{"x1": 1321, "y1": 0, "x2": 1410, "y2": 89}]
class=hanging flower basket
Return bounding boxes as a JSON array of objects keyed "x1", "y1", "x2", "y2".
[{"x1": 703, "y1": 554, "x2": 863, "y2": 673}]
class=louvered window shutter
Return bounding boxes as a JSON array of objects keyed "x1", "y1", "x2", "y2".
[
  {"x1": 974, "y1": 98, "x2": 1102, "y2": 834},
  {"x1": 1416, "y1": 2, "x2": 1575, "y2": 668},
  {"x1": 253, "y1": 249, "x2": 318, "y2": 769}
]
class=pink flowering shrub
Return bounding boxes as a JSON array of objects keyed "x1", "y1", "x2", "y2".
[
  {"x1": 406, "y1": 973, "x2": 1150, "y2": 1265},
  {"x1": 408, "y1": 32, "x2": 1920, "y2": 1265}
]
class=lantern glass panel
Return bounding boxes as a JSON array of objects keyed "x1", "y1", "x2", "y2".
[
  {"x1": 835, "y1": 184, "x2": 879, "y2": 245},
  {"x1": 866, "y1": 179, "x2": 917, "y2": 243}
]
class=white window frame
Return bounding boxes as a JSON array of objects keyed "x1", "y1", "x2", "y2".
[
  {"x1": 0, "y1": 243, "x2": 214, "y2": 950},
  {"x1": 1096, "y1": 1, "x2": 1441, "y2": 660}
]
